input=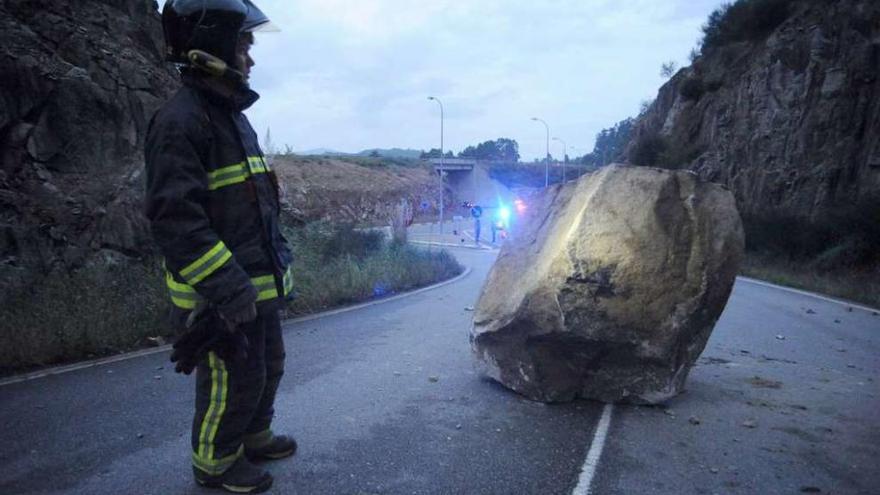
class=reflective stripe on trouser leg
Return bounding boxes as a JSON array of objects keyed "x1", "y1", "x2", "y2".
[
  {"x1": 246, "y1": 311, "x2": 285, "y2": 436},
  {"x1": 191, "y1": 318, "x2": 270, "y2": 474},
  {"x1": 192, "y1": 352, "x2": 238, "y2": 475}
]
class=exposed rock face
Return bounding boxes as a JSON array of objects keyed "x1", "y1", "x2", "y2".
[
  {"x1": 471, "y1": 165, "x2": 744, "y2": 404},
  {"x1": 624, "y1": 0, "x2": 880, "y2": 218},
  {"x1": 0, "y1": 0, "x2": 177, "y2": 297}
]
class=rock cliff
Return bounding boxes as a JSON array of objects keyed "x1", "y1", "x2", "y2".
[
  {"x1": 0, "y1": 0, "x2": 177, "y2": 297},
  {"x1": 624, "y1": 0, "x2": 880, "y2": 218}
]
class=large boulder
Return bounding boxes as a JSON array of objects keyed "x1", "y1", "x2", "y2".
[{"x1": 470, "y1": 165, "x2": 744, "y2": 404}]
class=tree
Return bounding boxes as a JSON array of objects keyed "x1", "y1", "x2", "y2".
[
  {"x1": 456, "y1": 138, "x2": 520, "y2": 162},
  {"x1": 660, "y1": 61, "x2": 678, "y2": 78},
  {"x1": 582, "y1": 117, "x2": 635, "y2": 167},
  {"x1": 263, "y1": 127, "x2": 276, "y2": 156},
  {"x1": 420, "y1": 148, "x2": 443, "y2": 159}
]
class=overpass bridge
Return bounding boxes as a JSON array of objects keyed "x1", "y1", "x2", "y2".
[{"x1": 427, "y1": 158, "x2": 514, "y2": 211}]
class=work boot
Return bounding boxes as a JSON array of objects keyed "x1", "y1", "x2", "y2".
[
  {"x1": 245, "y1": 432, "x2": 297, "y2": 461},
  {"x1": 193, "y1": 456, "x2": 273, "y2": 493}
]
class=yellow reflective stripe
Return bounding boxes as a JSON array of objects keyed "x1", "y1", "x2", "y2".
[
  {"x1": 208, "y1": 158, "x2": 269, "y2": 191},
  {"x1": 192, "y1": 445, "x2": 243, "y2": 476},
  {"x1": 283, "y1": 266, "x2": 293, "y2": 296},
  {"x1": 197, "y1": 353, "x2": 228, "y2": 464},
  {"x1": 207, "y1": 353, "x2": 228, "y2": 461},
  {"x1": 207, "y1": 163, "x2": 248, "y2": 191},
  {"x1": 166, "y1": 270, "x2": 203, "y2": 309},
  {"x1": 252, "y1": 274, "x2": 277, "y2": 302},
  {"x1": 180, "y1": 242, "x2": 232, "y2": 286},
  {"x1": 166, "y1": 270, "x2": 289, "y2": 308},
  {"x1": 247, "y1": 156, "x2": 269, "y2": 174}
]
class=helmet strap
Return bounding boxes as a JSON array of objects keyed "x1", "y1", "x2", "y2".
[{"x1": 186, "y1": 50, "x2": 246, "y2": 87}]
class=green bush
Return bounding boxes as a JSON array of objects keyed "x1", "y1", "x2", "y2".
[
  {"x1": 701, "y1": 0, "x2": 793, "y2": 52},
  {"x1": 742, "y1": 195, "x2": 880, "y2": 270},
  {"x1": 630, "y1": 132, "x2": 668, "y2": 168},
  {"x1": 283, "y1": 222, "x2": 463, "y2": 314}
]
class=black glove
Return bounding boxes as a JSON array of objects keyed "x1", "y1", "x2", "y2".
[
  {"x1": 220, "y1": 301, "x2": 257, "y2": 326},
  {"x1": 170, "y1": 307, "x2": 252, "y2": 374},
  {"x1": 170, "y1": 315, "x2": 219, "y2": 375}
]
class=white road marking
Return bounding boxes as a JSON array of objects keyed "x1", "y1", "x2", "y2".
[
  {"x1": 0, "y1": 267, "x2": 473, "y2": 388},
  {"x1": 737, "y1": 276, "x2": 879, "y2": 313},
  {"x1": 572, "y1": 403, "x2": 614, "y2": 495}
]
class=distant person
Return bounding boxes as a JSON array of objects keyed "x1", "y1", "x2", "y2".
[
  {"x1": 471, "y1": 204, "x2": 483, "y2": 244},
  {"x1": 145, "y1": 1, "x2": 294, "y2": 492}
]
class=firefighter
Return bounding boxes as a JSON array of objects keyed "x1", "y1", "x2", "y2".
[{"x1": 145, "y1": 1, "x2": 293, "y2": 492}]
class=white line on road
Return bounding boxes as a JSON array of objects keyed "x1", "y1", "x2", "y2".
[
  {"x1": 572, "y1": 403, "x2": 614, "y2": 495},
  {"x1": 0, "y1": 267, "x2": 473, "y2": 388},
  {"x1": 737, "y1": 276, "x2": 880, "y2": 313}
]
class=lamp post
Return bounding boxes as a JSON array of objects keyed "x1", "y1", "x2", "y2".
[
  {"x1": 428, "y1": 96, "x2": 444, "y2": 234},
  {"x1": 553, "y1": 137, "x2": 567, "y2": 184},
  {"x1": 531, "y1": 117, "x2": 550, "y2": 187}
]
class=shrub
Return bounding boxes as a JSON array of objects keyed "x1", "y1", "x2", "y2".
[
  {"x1": 741, "y1": 195, "x2": 880, "y2": 269},
  {"x1": 283, "y1": 222, "x2": 463, "y2": 314},
  {"x1": 630, "y1": 132, "x2": 668, "y2": 168},
  {"x1": 701, "y1": 0, "x2": 793, "y2": 52}
]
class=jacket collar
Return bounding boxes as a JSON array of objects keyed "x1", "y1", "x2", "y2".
[{"x1": 182, "y1": 72, "x2": 260, "y2": 111}]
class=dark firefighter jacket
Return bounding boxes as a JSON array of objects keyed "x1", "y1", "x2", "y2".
[{"x1": 145, "y1": 73, "x2": 293, "y2": 325}]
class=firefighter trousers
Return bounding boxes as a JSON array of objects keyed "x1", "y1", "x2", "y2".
[{"x1": 190, "y1": 310, "x2": 285, "y2": 475}]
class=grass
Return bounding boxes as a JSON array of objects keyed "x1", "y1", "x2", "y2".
[
  {"x1": 0, "y1": 260, "x2": 169, "y2": 375},
  {"x1": 741, "y1": 253, "x2": 880, "y2": 309},
  {"x1": 283, "y1": 222, "x2": 463, "y2": 314},
  {"x1": 0, "y1": 223, "x2": 463, "y2": 374}
]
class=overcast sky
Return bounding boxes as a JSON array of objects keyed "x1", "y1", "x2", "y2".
[{"x1": 245, "y1": 0, "x2": 721, "y2": 160}]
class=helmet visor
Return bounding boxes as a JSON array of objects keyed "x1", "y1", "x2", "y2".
[{"x1": 242, "y1": 0, "x2": 280, "y2": 32}]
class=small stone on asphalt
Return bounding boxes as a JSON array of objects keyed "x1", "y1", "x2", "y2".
[
  {"x1": 136, "y1": 433, "x2": 144, "y2": 439},
  {"x1": 775, "y1": 335, "x2": 786, "y2": 340},
  {"x1": 710, "y1": 467, "x2": 719, "y2": 474},
  {"x1": 456, "y1": 424, "x2": 462, "y2": 429},
  {"x1": 429, "y1": 376, "x2": 439, "y2": 382},
  {"x1": 806, "y1": 309, "x2": 816, "y2": 314},
  {"x1": 689, "y1": 416, "x2": 701, "y2": 425},
  {"x1": 464, "y1": 306, "x2": 474, "y2": 311},
  {"x1": 741, "y1": 420, "x2": 758, "y2": 428}
]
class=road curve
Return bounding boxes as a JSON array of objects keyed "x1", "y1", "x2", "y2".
[{"x1": 0, "y1": 245, "x2": 877, "y2": 495}]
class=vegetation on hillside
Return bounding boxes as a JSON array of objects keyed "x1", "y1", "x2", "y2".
[
  {"x1": 0, "y1": 224, "x2": 462, "y2": 375},
  {"x1": 699, "y1": 0, "x2": 794, "y2": 53},
  {"x1": 488, "y1": 162, "x2": 596, "y2": 189}
]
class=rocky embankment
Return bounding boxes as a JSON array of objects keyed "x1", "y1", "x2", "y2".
[
  {"x1": 272, "y1": 156, "x2": 440, "y2": 226},
  {"x1": 0, "y1": 0, "x2": 177, "y2": 298},
  {"x1": 624, "y1": 0, "x2": 880, "y2": 218},
  {"x1": 0, "y1": 1, "x2": 439, "y2": 306}
]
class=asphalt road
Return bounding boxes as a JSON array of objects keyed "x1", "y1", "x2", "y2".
[{"x1": 1, "y1": 244, "x2": 878, "y2": 495}]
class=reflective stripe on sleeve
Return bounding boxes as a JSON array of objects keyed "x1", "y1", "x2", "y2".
[
  {"x1": 179, "y1": 241, "x2": 233, "y2": 286},
  {"x1": 207, "y1": 162, "x2": 249, "y2": 191},
  {"x1": 207, "y1": 157, "x2": 269, "y2": 191},
  {"x1": 165, "y1": 269, "x2": 290, "y2": 309}
]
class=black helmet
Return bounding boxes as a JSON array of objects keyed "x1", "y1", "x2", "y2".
[{"x1": 162, "y1": 0, "x2": 276, "y2": 66}]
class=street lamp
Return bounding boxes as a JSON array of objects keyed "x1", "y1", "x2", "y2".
[
  {"x1": 552, "y1": 137, "x2": 567, "y2": 183},
  {"x1": 428, "y1": 96, "x2": 444, "y2": 234},
  {"x1": 531, "y1": 117, "x2": 550, "y2": 187}
]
